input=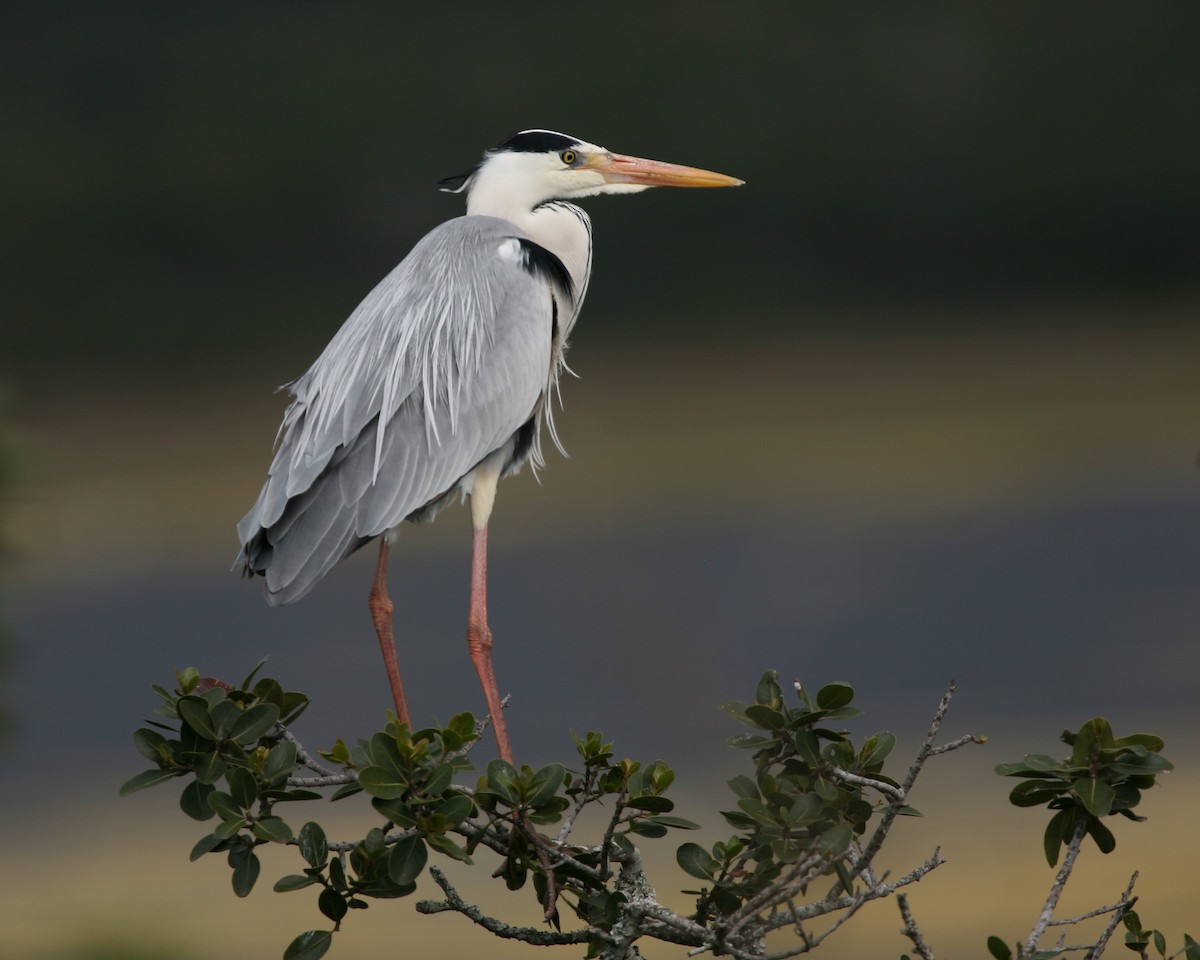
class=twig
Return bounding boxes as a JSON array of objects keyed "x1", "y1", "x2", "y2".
[
  {"x1": 556, "y1": 765, "x2": 597, "y2": 845},
  {"x1": 443, "y1": 695, "x2": 512, "y2": 763},
  {"x1": 1084, "y1": 874, "x2": 1138, "y2": 960},
  {"x1": 416, "y1": 865, "x2": 592, "y2": 945},
  {"x1": 828, "y1": 766, "x2": 906, "y2": 803},
  {"x1": 277, "y1": 726, "x2": 336, "y2": 776},
  {"x1": 287, "y1": 771, "x2": 359, "y2": 788},
  {"x1": 846, "y1": 681, "x2": 982, "y2": 893},
  {"x1": 721, "y1": 853, "x2": 826, "y2": 942},
  {"x1": 1048, "y1": 878, "x2": 1137, "y2": 926},
  {"x1": 758, "y1": 849, "x2": 945, "y2": 933},
  {"x1": 1024, "y1": 816, "x2": 1090, "y2": 956},
  {"x1": 898, "y1": 893, "x2": 935, "y2": 960}
]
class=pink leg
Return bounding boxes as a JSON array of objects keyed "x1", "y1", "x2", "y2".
[
  {"x1": 368, "y1": 539, "x2": 411, "y2": 726},
  {"x1": 467, "y1": 524, "x2": 514, "y2": 764}
]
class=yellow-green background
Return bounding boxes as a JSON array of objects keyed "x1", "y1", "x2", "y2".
[{"x1": 3, "y1": 4, "x2": 1197, "y2": 957}]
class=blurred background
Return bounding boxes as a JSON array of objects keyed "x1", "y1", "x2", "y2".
[{"x1": 2, "y1": 2, "x2": 1197, "y2": 957}]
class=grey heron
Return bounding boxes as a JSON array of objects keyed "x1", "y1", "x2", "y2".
[{"x1": 236, "y1": 129, "x2": 742, "y2": 762}]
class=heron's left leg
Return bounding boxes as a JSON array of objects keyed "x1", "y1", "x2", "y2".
[{"x1": 467, "y1": 455, "x2": 514, "y2": 764}]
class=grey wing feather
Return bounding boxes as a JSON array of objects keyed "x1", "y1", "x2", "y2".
[{"x1": 236, "y1": 215, "x2": 568, "y2": 604}]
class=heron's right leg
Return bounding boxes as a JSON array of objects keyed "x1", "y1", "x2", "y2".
[
  {"x1": 369, "y1": 538, "x2": 411, "y2": 726},
  {"x1": 467, "y1": 456, "x2": 514, "y2": 764}
]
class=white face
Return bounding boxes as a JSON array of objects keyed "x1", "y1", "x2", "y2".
[
  {"x1": 464, "y1": 136, "x2": 743, "y2": 215},
  {"x1": 472, "y1": 142, "x2": 648, "y2": 210}
]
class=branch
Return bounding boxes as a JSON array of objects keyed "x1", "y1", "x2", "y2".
[
  {"x1": 1083, "y1": 874, "x2": 1139, "y2": 960},
  {"x1": 416, "y1": 865, "x2": 592, "y2": 946},
  {"x1": 1024, "y1": 815, "x2": 1090, "y2": 956},
  {"x1": 277, "y1": 726, "x2": 336, "y2": 776},
  {"x1": 287, "y1": 771, "x2": 358, "y2": 788},
  {"x1": 828, "y1": 766, "x2": 906, "y2": 803},
  {"x1": 846, "y1": 681, "x2": 983, "y2": 892},
  {"x1": 757, "y1": 849, "x2": 946, "y2": 933},
  {"x1": 898, "y1": 893, "x2": 935, "y2": 960}
]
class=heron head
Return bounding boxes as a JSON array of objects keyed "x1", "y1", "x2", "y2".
[{"x1": 440, "y1": 129, "x2": 743, "y2": 214}]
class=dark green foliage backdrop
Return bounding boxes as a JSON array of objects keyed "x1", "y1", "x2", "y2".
[{"x1": 4, "y1": 2, "x2": 1199, "y2": 381}]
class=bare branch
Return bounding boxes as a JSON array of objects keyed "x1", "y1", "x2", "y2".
[
  {"x1": 898, "y1": 893, "x2": 935, "y2": 960},
  {"x1": 276, "y1": 726, "x2": 336, "y2": 776},
  {"x1": 828, "y1": 766, "x2": 906, "y2": 803},
  {"x1": 846, "y1": 681, "x2": 983, "y2": 892},
  {"x1": 1025, "y1": 815, "x2": 1090, "y2": 956},
  {"x1": 757, "y1": 849, "x2": 945, "y2": 933},
  {"x1": 556, "y1": 765, "x2": 597, "y2": 846},
  {"x1": 927, "y1": 733, "x2": 988, "y2": 756},
  {"x1": 416, "y1": 865, "x2": 592, "y2": 946},
  {"x1": 287, "y1": 771, "x2": 358, "y2": 788},
  {"x1": 1084, "y1": 874, "x2": 1139, "y2": 960}
]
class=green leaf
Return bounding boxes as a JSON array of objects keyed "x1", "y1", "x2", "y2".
[
  {"x1": 264, "y1": 740, "x2": 298, "y2": 781},
  {"x1": 718, "y1": 701, "x2": 754, "y2": 727},
  {"x1": 208, "y1": 790, "x2": 242, "y2": 821},
  {"x1": 736, "y1": 797, "x2": 779, "y2": 826},
  {"x1": 252, "y1": 816, "x2": 293, "y2": 843},
  {"x1": 193, "y1": 750, "x2": 227, "y2": 786},
  {"x1": 744, "y1": 704, "x2": 786, "y2": 730},
  {"x1": 860, "y1": 731, "x2": 896, "y2": 768},
  {"x1": 239, "y1": 657, "x2": 269, "y2": 691},
  {"x1": 1009, "y1": 780, "x2": 1066, "y2": 808},
  {"x1": 818, "y1": 823, "x2": 853, "y2": 856},
  {"x1": 727, "y1": 733, "x2": 776, "y2": 749},
  {"x1": 727, "y1": 775, "x2": 759, "y2": 801},
  {"x1": 387, "y1": 833, "x2": 428, "y2": 886},
  {"x1": 319, "y1": 887, "x2": 348, "y2": 923},
  {"x1": 987, "y1": 936, "x2": 1014, "y2": 960},
  {"x1": 1087, "y1": 815, "x2": 1116, "y2": 854},
  {"x1": 231, "y1": 849, "x2": 261, "y2": 898},
  {"x1": 526, "y1": 763, "x2": 566, "y2": 808},
  {"x1": 133, "y1": 727, "x2": 169, "y2": 763},
  {"x1": 284, "y1": 930, "x2": 333, "y2": 960},
  {"x1": 358, "y1": 765, "x2": 407, "y2": 800},
  {"x1": 426, "y1": 832, "x2": 472, "y2": 862},
  {"x1": 213, "y1": 817, "x2": 246, "y2": 841},
  {"x1": 298, "y1": 822, "x2": 328, "y2": 867},
  {"x1": 120, "y1": 768, "x2": 179, "y2": 796},
  {"x1": 189, "y1": 832, "x2": 223, "y2": 861},
  {"x1": 755, "y1": 670, "x2": 782, "y2": 706},
  {"x1": 176, "y1": 666, "x2": 200, "y2": 694},
  {"x1": 177, "y1": 697, "x2": 218, "y2": 741},
  {"x1": 228, "y1": 703, "x2": 280, "y2": 745},
  {"x1": 676, "y1": 842, "x2": 718, "y2": 881},
  {"x1": 646, "y1": 815, "x2": 701, "y2": 830},
  {"x1": 435, "y1": 793, "x2": 474, "y2": 826},
  {"x1": 625, "y1": 795, "x2": 673, "y2": 813},
  {"x1": 210, "y1": 699, "x2": 242, "y2": 739},
  {"x1": 423, "y1": 762, "x2": 454, "y2": 798},
  {"x1": 1182, "y1": 934, "x2": 1199, "y2": 960},
  {"x1": 816, "y1": 682, "x2": 854, "y2": 710},
  {"x1": 1074, "y1": 778, "x2": 1115, "y2": 817},
  {"x1": 274, "y1": 874, "x2": 318, "y2": 892},
  {"x1": 447, "y1": 712, "x2": 476, "y2": 739},
  {"x1": 485, "y1": 759, "x2": 519, "y2": 802},
  {"x1": 180, "y1": 781, "x2": 216, "y2": 821},
  {"x1": 228, "y1": 766, "x2": 258, "y2": 810},
  {"x1": 1044, "y1": 808, "x2": 1070, "y2": 867}
]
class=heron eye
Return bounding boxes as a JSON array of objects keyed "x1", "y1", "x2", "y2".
[{"x1": 560, "y1": 150, "x2": 577, "y2": 166}]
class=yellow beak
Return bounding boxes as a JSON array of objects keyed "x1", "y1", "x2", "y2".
[{"x1": 588, "y1": 152, "x2": 744, "y2": 188}]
